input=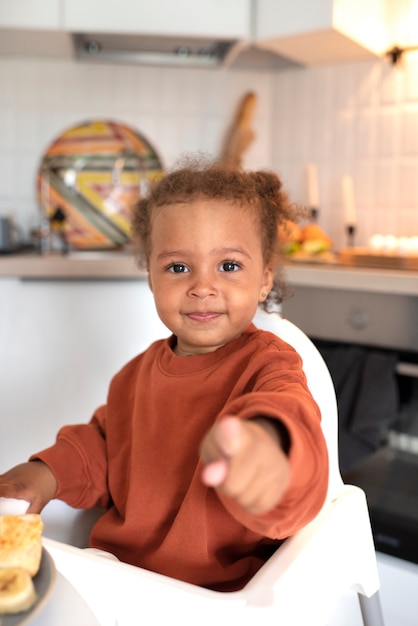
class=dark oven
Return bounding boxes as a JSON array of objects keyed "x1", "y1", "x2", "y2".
[{"x1": 283, "y1": 282, "x2": 418, "y2": 565}]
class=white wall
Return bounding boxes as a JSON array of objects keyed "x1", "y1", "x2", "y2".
[
  {"x1": 1, "y1": 52, "x2": 418, "y2": 246},
  {"x1": 0, "y1": 58, "x2": 274, "y2": 234}
]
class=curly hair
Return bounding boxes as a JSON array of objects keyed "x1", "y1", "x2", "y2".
[{"x1": 131, "y1": 156, "x2": 302, "y2": 311}]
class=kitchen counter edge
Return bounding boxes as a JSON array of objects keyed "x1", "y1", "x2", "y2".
[
  {"x1": 285, "y1": 262, "x2": 418, "y2": 296},
  {"x1": 1, "y1": 254, "x2": 418, "y2": 295},
  {"x1": 0, "y1": 253, "x2": 147, "y2": 279}
]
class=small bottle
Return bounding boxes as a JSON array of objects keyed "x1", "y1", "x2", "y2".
[{"x1": 39, "y1": 217, "x2": 51, "y2": 254}]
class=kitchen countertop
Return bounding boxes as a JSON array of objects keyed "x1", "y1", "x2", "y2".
[
  {"x1": 1, "y1": 252, "x2": 418, "y2": 295},
  {"x1": 285, "y1": 261, "x2": 418, "y2": 296},
  {"x1": 0, "y1": 251, "x2": 147, "y2": 279}
]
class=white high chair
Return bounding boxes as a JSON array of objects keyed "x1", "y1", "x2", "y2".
[
  {"x1": 40, "y1": 311, "x2": 384, "y2": 626},
  {"x1": 252, "y1": 309, "x2": 385, "y2": 626}
]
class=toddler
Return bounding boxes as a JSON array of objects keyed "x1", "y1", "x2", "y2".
[{"x1": 0, "y1": 159, "x2": 328, "y2": 591}]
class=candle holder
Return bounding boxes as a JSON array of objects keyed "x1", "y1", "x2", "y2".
[
  {"x1": 346, "y1": 224, "x2": 356, "y2": 247},
  {"x1": 310, "y1": 207, "x2": 319, "y2": 222}
]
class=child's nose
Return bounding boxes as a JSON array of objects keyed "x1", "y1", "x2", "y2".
[{"x1": 188, "y1": 269, "x2": 217, "y2": 298}]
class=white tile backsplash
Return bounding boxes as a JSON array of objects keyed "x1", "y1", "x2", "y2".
[
  {"x1": 401, "y1": 107, "x2": 418, "y2": 155},
  {"x1": 403, "y1": 51, "x2": 418, "y2": 101},
  {"x1": 1, "y1": 54, "x2": 418, "y2": 247},
  {"x1": 272, "y1": 57, "x2": 418, "y2": 249}
]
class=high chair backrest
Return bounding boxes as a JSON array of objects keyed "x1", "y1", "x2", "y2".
[
  {"x1": 253, "y1": 309, "x2": 343, "y2": 499},
  {"x1": 252, "y1": 309, "x2": 384, "y2": 626}
]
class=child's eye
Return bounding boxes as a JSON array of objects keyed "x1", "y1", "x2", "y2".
[
  {"x1": 168, "y1": 263, "x2": 189, "y2": 273},
  {"x1": 219, "y1": 261, "x2": 240, "y2": 272}
]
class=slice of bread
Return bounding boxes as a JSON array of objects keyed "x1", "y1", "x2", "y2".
[
  {"x1": 0, "y1": 514, "x2": 44, "y2": 577},
  {"x1": 0, "y1": 567, "x2": 37, "y2": 614}
]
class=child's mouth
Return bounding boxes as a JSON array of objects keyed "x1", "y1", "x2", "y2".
[{"x1": 186, "y1": 312, "x2": 222, "y2": 322}]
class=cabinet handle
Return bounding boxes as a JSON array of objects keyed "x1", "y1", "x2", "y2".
[{"x1": 396, "y1": 361, "x2": 418, "y2": 378}]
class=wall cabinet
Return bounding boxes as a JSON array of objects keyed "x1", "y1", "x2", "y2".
[
  {"x1": 0, "y1": 277, "x2": 169, "y2": 474},
  {"x1": 0, "y1": 0, "x2": 62, "y2": 30},
  {"x1": 254, "y1": 0, "x2": 389, "y2": 65},
  {"x1": 63, "y1": 0, "x2": 251, "y2": 39},
  {"x1": 0, "y1": 0, "x2": 251, "y2": 39},
  {"x1": 0, "y1": 0, "x2": 394, "y2": 67},
  {"x1": 0, "y1": 0, "x2": 71, "y2": 59}
]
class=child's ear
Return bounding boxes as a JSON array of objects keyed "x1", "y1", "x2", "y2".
[{"x1": 260, "y1": 266, "x2": 274, "y2": 299}]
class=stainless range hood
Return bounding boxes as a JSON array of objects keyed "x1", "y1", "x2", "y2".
[
  {"x1": 72, "y1": 32, "x2": 298, "y2": 71},
  {"x1": 73, "y1": 32, "x2": 239, "y2": 68}
]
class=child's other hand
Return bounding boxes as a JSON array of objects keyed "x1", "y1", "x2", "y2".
[
  {"x1": 200, "y1": 416, "x2": 290, "y2": 516},
  {"x1": 0, "y1": 461, "x2": 57, "y2": 514}
]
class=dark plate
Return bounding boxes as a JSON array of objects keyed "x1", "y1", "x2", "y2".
[{"x1": 1, "y1": 548, "x2": 56, "y2": 626}]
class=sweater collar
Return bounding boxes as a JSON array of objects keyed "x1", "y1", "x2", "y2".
[{"x1": 158, "y1": 324, "x2": 258, "y2": 376}]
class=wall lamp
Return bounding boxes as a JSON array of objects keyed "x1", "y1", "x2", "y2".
[
  {"x1": 386, "y1": 0, "x2": 418, "y2": 65},
  {"x1": 386, "y1": 44, "x2": 418, "y2": 64}
]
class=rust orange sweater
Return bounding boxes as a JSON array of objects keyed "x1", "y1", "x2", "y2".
[{"x1": 33, "y1": 324, "x2": 328, "y2": 590}]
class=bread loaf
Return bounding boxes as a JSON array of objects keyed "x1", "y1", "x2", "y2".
[
  {"x1": 0, "y1": 514, "x2": 44, "y2": 577},
  {"x1": 0, "y1": 568, "x2": 37, "y2": 614}
]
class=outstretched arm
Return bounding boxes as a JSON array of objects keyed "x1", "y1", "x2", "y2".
[{"x1": 200, "y1": 416, "x2": 290, "y2": 516}]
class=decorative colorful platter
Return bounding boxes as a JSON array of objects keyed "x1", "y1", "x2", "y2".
[{"x1": 36, "y1": 120, "x2": 164, "y2": 250}]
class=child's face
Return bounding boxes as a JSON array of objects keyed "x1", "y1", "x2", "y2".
[{"x1": 148, "y1": 198, "x2": 273, "y2": 356}]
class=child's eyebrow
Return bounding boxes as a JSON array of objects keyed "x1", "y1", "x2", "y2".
[
  {"x1": 156, "y1": 250, "x2": 187, "y2": 261},
  {"x1": 215, "y1": 247, "x2": 252, "y2": 259},
  {"x1": 157, "y1": 247, "x2": 252, "y2": 261}
]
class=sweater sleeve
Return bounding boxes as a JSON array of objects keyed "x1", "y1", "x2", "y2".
[
  {"x1": 30, "y1": 405, "x2": 110, "y2": 509},
  {"x1": 214, "y1": 346, "x2": 329, "y2": 539}
]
